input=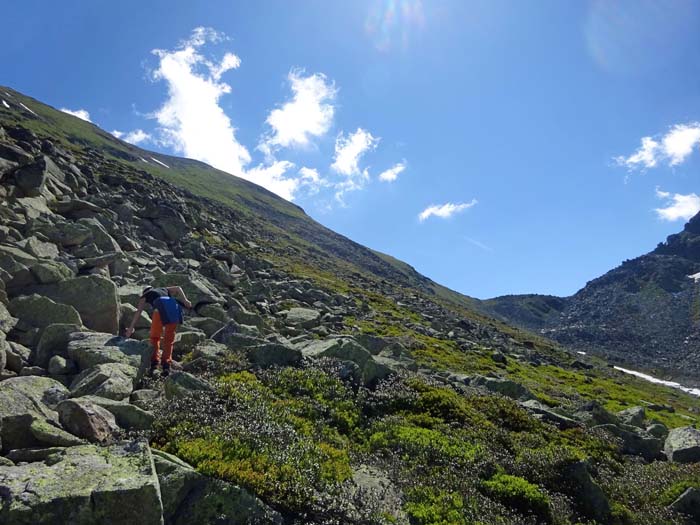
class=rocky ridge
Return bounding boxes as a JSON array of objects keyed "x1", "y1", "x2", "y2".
[{"x1": 481, "y1": 216, "x2": 700, "y2": 385}]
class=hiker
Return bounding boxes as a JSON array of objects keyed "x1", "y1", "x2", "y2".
[{"x1": 125, "y1": 286, "x2": 192, "y2": 377}]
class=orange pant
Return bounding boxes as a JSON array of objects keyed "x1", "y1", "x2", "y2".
[{"x1": 150, "y1": 309, "x2": 178, "y2": 365}]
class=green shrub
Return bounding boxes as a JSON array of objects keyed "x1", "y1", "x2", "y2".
[
  {"x1": 404, "y1": 487, "x2": 470, "y2": 525},
  {"x1": 483, "y1": 473, "x2": 552, "y2": 523}
]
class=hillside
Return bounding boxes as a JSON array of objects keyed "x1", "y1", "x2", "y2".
[
  {"x1": 482, "y1": 217, "x2": 700, "y2": 386},
  {"x1": 1, "y1": 86, "x2": 700, "y2": 525}
]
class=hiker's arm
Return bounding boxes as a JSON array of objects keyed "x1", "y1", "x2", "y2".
[
  {"x1": 167, "y1": 286, "x2": 192, "y2": 309},
  {"x1": 125, "y1": 298, "x2": 146, "y2": 338}
]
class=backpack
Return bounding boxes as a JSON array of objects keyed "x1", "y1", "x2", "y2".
[{"x1": 153, "y1": 296, "x2": 184, "y2": 325}]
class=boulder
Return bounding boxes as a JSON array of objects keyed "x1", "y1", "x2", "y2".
[
  {"x1": 280, "y1": 307, "x2": 321, "y2": 329},
  {"x1": 8, "y1": 294, "x2": 81, "y2": 331},
  {"x1": 118, "y1": 284, "x2": 143, "y2": 307},
  {"x1": 0, "y1": 376, "x2": 69, "y2": 451},
  {"x1": 520, "y1": 400, "x2": 579, "y2": 429},
  {"x1": 47, "y1": 355, "x2": 78, "y2": 375},
  {"x1": 57, "y1": 398, "x2": 120, "y2": 443},
  {"x1": 0, "y1": 334, "x2": 6, "y2": 374},
  {"x1": 562, "y1": 461, "x2": 611, "y2": 523},
  {"x1": 39, "y1": 221, "x2": 92, "y2": 247},
  {"x1": 247, "y1": 343, "x2": 302, "y2": 368},
  {"x1": 151, "y1": 273, "x2": 224, "y2": 307},
  {"x1": 5, "y1": 342, "x2": 30, "y2": 374},
  {"x1": 66, "y1": 332, "x2": 151, "y2": 373},
  {"x1": 0, "y1": 301, "x2": 18, "y2": 333},
  {"x1": 164, "y1": 371, "x2": 214, "y2": 400},
  {"x1": 36, "y1": 275, "x2": 119, "y2": 334},
  {"x1": 186, "y1": 316, "x2": 224, "y2": 338},
  {"x1": 77, "y1": 217, "x2": 122, "y2": 253},
  {"x1": 594, "y1": 424, "x2": 662, "y2": 461},
  {"x1": 33, "y1": 323, "x2": 82, "y2": 368},
  {"x1": 18, "y1": 236, "x2": 59, "y2": 259},
  {"x1": 470, "y1": 375, "x2": 533, "y2": 400},
  {"x1": 76, "y1": 395, "x2": 154, "y2": 431},
  {"x1": 152, "y1": 449, "x2": 282, "y2": 525},
  {"x1": 0, "y1": 441, "x2": 164, "y2": 524},
  {"x1": 13, "y1": 156, "x2": 55, "y2": 196},
  {"x1": 69, "y1": 363, "x2": 138, "y2": 401},
  {"x1": 574, "y1": 400, "x2": 620, "y2": 427},
  {"x1": 616, "y1": 406, "x2": 646, "y2": 428},
  {"x1": 298, "y1": 337, "x2": 392, "y2": 385},
  {"x1": 28, "y1": 417, "x2": 85, "y2": 447},
  {"x1": 665, "y1": 426, "x2": 700, "y2": 463},
  {"x1": 28, "y1": 260, "x2": 72, "y2": 284},
  {"x1": 669, "y1": 487, "x2": 700, "y2": 521},
  {"x1": 646, "y1": 422, "x2": 669, "y2": 439}
]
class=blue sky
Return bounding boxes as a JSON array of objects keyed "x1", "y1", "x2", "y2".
[{"x1": 3, "y1": 0, "x2": 700, "y2": 298}]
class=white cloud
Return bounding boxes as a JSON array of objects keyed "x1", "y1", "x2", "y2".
[
  {"x1": 331, "y1": 128, "x2": 379, "y2": 176},
  {"x1": 245, "y1": 161, "x2": 299, "y2": 201},
  {"x1": 148, "y1": 26, "x2": 307, "y2": 200},
  {"x1": 418, "y1": 200, "x2": 478, "y2": 222},
  {"x1": 60, "y1": 108, "x2": 91, "y2": 122},
  {"x1": 654, "y1": 188, "x2": 700, "y2": 222},
  {"x1": 378, "y1": 161, "x2": 406, "y2": 182},
  {"x1": 663, "y1": 124, "x2": 700, "y2": 166},
  {"x1": 112, "y1": 129, "x2": 151, "y2": 145},
  {"x1": 151, "y1": 27, "x2": 250, "y2": 176},
  {"x1": 617, "y1": 122, "x2": 700, "y2": 170},
  {"x1": 298, "y1": 166, "x2": 329, "y2": 196},
  {"x1": 261, "y1": 70, "x2": 336, "y2": 154}
]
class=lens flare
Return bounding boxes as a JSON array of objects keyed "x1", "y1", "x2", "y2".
[{"x1": 365, "y1": 0, "x2": 425, "y2": 52}]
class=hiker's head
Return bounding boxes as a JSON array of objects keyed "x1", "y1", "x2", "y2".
[{"x1": 142, "y1": 286, "x2": 153, "y2": 296}]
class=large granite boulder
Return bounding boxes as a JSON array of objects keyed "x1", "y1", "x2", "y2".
[
  {"x1": 247, "y1": 343, "x2": 302, "y2": 368},
  {"x1": 35, "y1": 275, "x2": 119, "y2": 334},
  {"x1": 0, "y1": 376, "x2": 69, "y2": 452},
  {"x1": 298, "y1": 337, "x2": 392, "y2": 385},
  {"x1": 665, "y1": 426, "x2": 700, "y2": 463},
  {"x1": 32, "y1": 323, "x2": 82, "y2": 368},
  {"x1": 0, "y1": 441, "x2": 164, "y2": 524},
  {"x1": 66, "y1": 332, "x2": 151, "y2": 373},
  {"x1": 69, "y1": 363, "x2": 138, "y2": 401},
  {"x1": 594, "y1": 424, "x2": 663, "y2": 461},
  {"x1": 57, "y1": 398, "x2": 120, "y2": 443},
  {"x1": 152, "y1": 449, "x2": 282, "y2": 525},
  {"x1": 8, "y1": 295, "x2": 81, "y2": 331},
  {"x1": 78, "y1": 395, "x2": 154, "y2": 431},
  {"x1": 279, "y1": 307, "x2": 321, "y2": 329}
]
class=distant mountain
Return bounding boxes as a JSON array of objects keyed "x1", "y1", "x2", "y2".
[{"x1": 482, "y1": 214, "x2": 700, "y2": 385}]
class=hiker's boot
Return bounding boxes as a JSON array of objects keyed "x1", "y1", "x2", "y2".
[
  {"x1": 161, "y1": 363, "x2": 171, "y2": 378},
  {"x1": 148, "y1": 362, "x2": 159, "y2": 377}
]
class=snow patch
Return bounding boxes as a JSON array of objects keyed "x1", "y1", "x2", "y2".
[
  {"x1": 140, "y1": 157, "x2": 150, "y2": 163},
  {"x1": 150, "y1": 157, "x2": 170, "y2": 169},
  {"x1": 19, "y1": 102, "x2": 37, "y2": 116},
  {"x1": 688, "y1": 272, "x2": 700, "y2": 283},
  {"x1": 576, "y1": 351, "x2": 586, "y2": 355},
  {"x1": 1, "y1": 100, "x2": 9, "y2": 109},
  {"x1": 614, "y1": 366, "x2": 700, "y2": 397},
  {"x1": 4, "y1": 92, "x2": 12, "y2": 97}
]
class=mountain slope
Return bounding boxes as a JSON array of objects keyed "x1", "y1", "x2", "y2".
[
  {"x1": 2, "y1": 86, "x2": 700, "y2": 525},
  {"x1": 481, "y1": 215, "x2": 700, "y2": 385}
]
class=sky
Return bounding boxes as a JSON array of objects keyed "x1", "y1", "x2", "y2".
[{"x1": 3, "y1": 0, "x2": 700, "y2": 299}]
